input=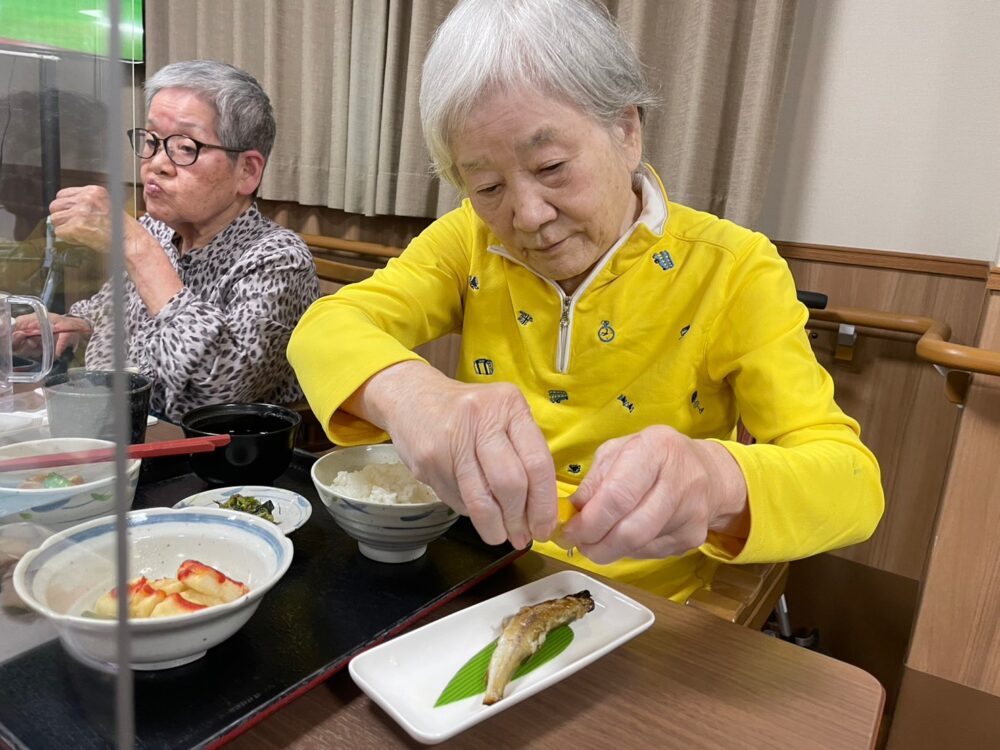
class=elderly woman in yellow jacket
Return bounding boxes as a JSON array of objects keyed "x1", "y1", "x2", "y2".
[{"x1": 289, "y1": 0, "x2": 883, "y2": 599}]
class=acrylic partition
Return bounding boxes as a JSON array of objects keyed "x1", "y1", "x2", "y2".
[{"x1": 0, "y1": 1, "x2": 143, "y2": 747}]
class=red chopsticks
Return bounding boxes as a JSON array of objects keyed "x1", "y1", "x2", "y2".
[{"x1": 0, "y1": 435, "x2": 231, "y2": 473}]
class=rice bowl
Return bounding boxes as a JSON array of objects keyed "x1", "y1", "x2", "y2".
[{"x1": 311, "y1": 444, "x2": 459, "y2": 564}]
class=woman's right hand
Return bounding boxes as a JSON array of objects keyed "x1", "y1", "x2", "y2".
[
  {"x1": 345, "y1": 361, "x2": 558, "y2": 549},
  {"x1": 12, "y1": 313, "x2": 91, "y2": 358}
]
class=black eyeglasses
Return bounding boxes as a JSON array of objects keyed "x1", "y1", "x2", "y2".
[{"x1": 126, "y1": 127, "x2": 245, "y2": 167}]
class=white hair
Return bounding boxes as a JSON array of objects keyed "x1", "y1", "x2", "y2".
[
  {"x1": 145, "y1": 59, "x2": 276, "y2": 160},
  {"x1": 419, "y1": 0, "x2": 656, "y2": 189}
]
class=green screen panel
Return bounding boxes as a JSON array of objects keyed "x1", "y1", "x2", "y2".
[{"x1": 0, "y1": 0, "x2": 144, "y2": 62}]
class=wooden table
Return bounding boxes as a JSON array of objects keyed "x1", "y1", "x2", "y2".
[
  {"x1": 19, "y1": 419, "x2": 880, "y2": 749},
  {"x1": 226, "y1": 552, "x2": 884, "y2": 750}
]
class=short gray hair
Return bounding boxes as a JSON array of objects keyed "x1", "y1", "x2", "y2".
[
  {"x1": 419, "y1": 0, "x2": 656, "y2": 189},
  {"x1": 145, "y1": 60, "x2": 276, "y2": 161}
]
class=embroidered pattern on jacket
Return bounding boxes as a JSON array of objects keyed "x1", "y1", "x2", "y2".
[
  {"x1": 568, "y1": 464, "x2": 582, "y2": 475},
  {"x1": 473, "y1": 358, "x2": 494, "y2": 375},
  {"x1": 617, "y1": 394, "x2": 635, "y2": 413},
  {"x1": 468, "y1": 275, "x2": 480, "y2": 290},
  {"x1": 690, "y1": 390, "x2": 704, "y2": 414},
  {"x1": 517, "y1": 310, "x2": 534, "y2": 325},
  {"x1": 598, "y1": 320, "x2": 615, "y2": 342},
  {"x1": 679, "y1": 324, "x2": 691, "y2": 338},
  {"x1": 548, "y1": 390, "x2": 569, "y2": 404},
  {"x1": 652, "y1": 251, "x2": 675, "y2": 271}
]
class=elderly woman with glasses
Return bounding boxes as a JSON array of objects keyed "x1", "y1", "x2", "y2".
[
  {"x1": 14, "y1": 60, "x2": 319, "y2": 421},
  {"x1": 289, "y1": 0, "x2": 883, "y2": 599}
]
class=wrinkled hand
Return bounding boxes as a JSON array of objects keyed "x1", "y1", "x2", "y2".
[
  {"x1": 48, "y1": 185, "x2": 142, "y2": 253},
  {"x1": 367, "y1": 363, "x2": 558, "y2": 549},
  {"x1": 48, "y1": 185, "x2": 114, "y2": 252},
  {"x1": 13, "y1": 313, "x2": 91, "y2": 358},
  {"x1": 559, "y1": 425, "x2": 749, "y2": 564}
]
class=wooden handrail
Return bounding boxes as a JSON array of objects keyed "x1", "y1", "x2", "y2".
[
  {"x1": 811, "y1": 306, "x2": 1000, "y2": 377},
  {"x1": 311, "y1": 256, "x2": 380, "y2": 285},
  {"x1": 299, "y1": 233, "x2": 402, "y2": 260}
]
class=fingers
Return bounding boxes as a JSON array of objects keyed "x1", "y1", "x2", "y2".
[
  {"x1": 52, "y1": 316, "x2": 92, "y2": 334},
  {"x1": 474, "y1": 430, "x2": 531, "y2": 548},
  {"x1": 452, "y1": 452, "x2": 509, "y2": 546},
  {"x1": 54, "y1": 332, "x2": 80, "y2": 357},
  {"x1": 563, "y1": 434, "x2": 658, "y2": 549},
  {"x1": 569, "y1": 434, "x2": 628, "y2": 507},
  {"x1": 575, "y1": 486, "x2": 706, "y2": 564},
  {"x1": 48, "y1": 186, "x2": 112, "y2": 251},
  {"x1": 563, "y1": 426, "x2": 730, "y2": 564},
  {"x1": 13, "y1": 313, "x2": 41, "y2": 334},
  {"x1": 49, "y1": 185, "x2": 107, "y2": 212},
  {"x1": 377, "y1": 372, "x2": 554, "y2": 550},
  {"x1": 13, "y1": 314, "x2": 88, "y2": 359},
  {"x1": 12, "y1": 314, "x2": 52, "y2": 355},
  {"x1": 506, "y1": 408, "x2": 557, "y2": 541}
]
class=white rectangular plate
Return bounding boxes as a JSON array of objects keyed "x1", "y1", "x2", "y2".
[{"x1": 348, "y1": 569, "x2": 655, "y2": 744}]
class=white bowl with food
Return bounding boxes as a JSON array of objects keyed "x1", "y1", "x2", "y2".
[
  {"x1": 310, "y1": 444, "x2": 460, "y2": 564},
  {"x1": 12, "y1": 506, "x2": 293, "y2": 670},
  {"x1": 0, "y1": 438, "x2": 141, "y2": 530}
]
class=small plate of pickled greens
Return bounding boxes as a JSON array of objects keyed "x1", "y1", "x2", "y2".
[
  {"x1": 174, "y1": 485, "x2": 312, "y2": 535},
  {"x1": 348, "y1": 570, "x2": 655, "y2": 744}
]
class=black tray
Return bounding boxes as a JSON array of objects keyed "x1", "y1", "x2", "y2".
[{"x1": 0, "y1": 450, "x2": 523, "y2": 749}]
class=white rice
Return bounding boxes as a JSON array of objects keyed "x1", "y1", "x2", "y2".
[{"x1": 330, "y1": 462, "x2": 441, "y2": 505}]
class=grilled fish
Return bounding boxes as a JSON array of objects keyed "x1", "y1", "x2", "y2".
[{"x1": 483, "y1": 589, "x2": 595, "y2": 705}]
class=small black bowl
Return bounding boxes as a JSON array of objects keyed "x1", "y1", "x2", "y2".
[{"x1": 180, "y1": 402, "x2": 302, "y2": 485}]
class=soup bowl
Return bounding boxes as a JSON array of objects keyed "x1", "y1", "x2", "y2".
[{"x1": 180, "y1": 403, "x2": 301, "y2": 485}]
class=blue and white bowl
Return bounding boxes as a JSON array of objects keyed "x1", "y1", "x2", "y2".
[
  {"x1": 13, "y1": 506, "x2": 293, "y2": 670},
  {"x1": 310, "y1": 444, "x2": 459, "y2": 564},
  {"x1": 0, "y1": 438, "x2": 141, "y2": 530}
]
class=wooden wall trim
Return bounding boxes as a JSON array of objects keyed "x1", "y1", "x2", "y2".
[
  {"x1": 989, "y1": 267, "x2": 1000, "y2": 292},
  {"x1": 776, "y1": 241, "x2": 990, "y2": 280}
]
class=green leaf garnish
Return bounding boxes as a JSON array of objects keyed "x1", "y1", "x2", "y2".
[
  {"x1": 216, "y1": 494, "x2": 276, "y2": 523},
  {"x1": 42, "y1": 472, "x2": 74, "y2": 488},
  {"x1": 434, "y1": 624, "x2": 574, "y2": 707}
]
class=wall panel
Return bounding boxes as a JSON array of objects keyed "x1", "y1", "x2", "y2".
[
  {"x1": 887, "y1": 287, "x2": 1000, "y2": 747},
  {"x1": 781, "y1": 247, "x2": 987, "y2": 580},
  {"x1": 906, "y1": 290, "x2": 1000, "y2": 694}
]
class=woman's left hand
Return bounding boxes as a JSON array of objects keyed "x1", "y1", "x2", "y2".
[{"x1": 558, "y1": 425, "x2": 750, "y2": 564}]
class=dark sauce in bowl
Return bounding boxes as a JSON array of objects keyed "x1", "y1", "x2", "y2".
[{"x1": 187, "y1": 414, "x2": 295, "y2": 436}]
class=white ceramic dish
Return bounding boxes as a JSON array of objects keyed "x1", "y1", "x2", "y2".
[
  {"x1": 0, "y1": 438, "x2": 142, "y2": 529},
  {"x1": 311, "y1": 444, "x2": 459, "y2": 563},
  {"x1": 348, "y1": 570, "x2": 655, "y2": 744},
  {"x1": 13, "y1": 506, "x2": 293, "y2": 671},
  {"x1": 173, "y1": 485, "x2": 312, "y2": 535}
]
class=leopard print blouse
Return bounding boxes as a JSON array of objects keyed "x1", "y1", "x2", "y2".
[{"x1": 69, "y1": 205, "x2": 320, "y2": 421}]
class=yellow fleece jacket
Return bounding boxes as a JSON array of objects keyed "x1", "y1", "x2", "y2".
[{"x1": 288, "y1": 166, "x2": 884, "y2": 601}]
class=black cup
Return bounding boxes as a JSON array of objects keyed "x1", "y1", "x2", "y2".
[
  {"x1": 43, "y1": 369, "x2": 153, "y2": 444},
  {"x1": 180, "y1": 402, "x2": 301, "y2": 485}
]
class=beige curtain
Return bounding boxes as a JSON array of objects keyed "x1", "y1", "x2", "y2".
[
  {"x1": 146, "y1": 0, "x2": 795, "y2": 226},
  {"x1": 614, "y1": 0, "x2": 797, "y2": 225}
]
